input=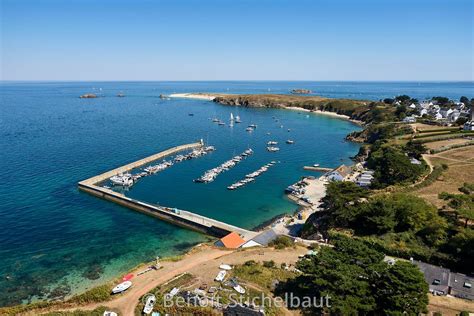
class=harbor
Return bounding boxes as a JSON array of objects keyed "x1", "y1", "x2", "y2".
[{"x1": 78, "y1": 142, "x2": 258, "y2": 240}]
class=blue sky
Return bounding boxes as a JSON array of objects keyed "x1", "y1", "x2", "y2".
[{"x1": 1, "y1": 0, "x2": 473, "y2": 81}]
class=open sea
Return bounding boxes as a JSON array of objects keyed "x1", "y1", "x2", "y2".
[{"x1": 0, "y1": 81, "x2": 472, "y2": 306}]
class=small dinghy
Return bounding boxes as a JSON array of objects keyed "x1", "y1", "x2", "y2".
[
  {"x1": 233, "y1": 284, "x2": 246, "y2": 294},
  {"x1": 122, "y1": 273, "x2": 134, "y2": 281},
  {"x1": 215, "y1": 270, "x2": 227, "y2": 282},
  {"x1": 112, "y1": 281, "x2": 132, "y2": 294},
  {"x1": 219, "y1": 264, "x2": 232, "y2": 271}
]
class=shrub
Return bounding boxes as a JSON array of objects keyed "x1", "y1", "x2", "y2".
[{"x1": 268, "y1": 236, "x2": 293, "y2": 249}]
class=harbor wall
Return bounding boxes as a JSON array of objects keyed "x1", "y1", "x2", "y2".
[
  {"x1": 79, "y1": 142, "x2": 203, "y2": 186},
  {"x1": 78, "y1": 184, "x2": 231, "y2": 237}
]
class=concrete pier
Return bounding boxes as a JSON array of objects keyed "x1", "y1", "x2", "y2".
[
  {"x1": 78, "y1": 142, "x2": 257, "y2": 240},
  {"x1": 303, "y1": 166, "x2": 332, "y2": 172}
]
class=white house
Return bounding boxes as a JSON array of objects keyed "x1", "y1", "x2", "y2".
[
  {"x1": 325, "y1": 165, "x2": 352, "y2": 181},
  {"x1": 464, "y1": 121, "x2": 474, "y2": 131},
  {"x1": 439, "y1": 108, "x2": 454, "y2": 119},
  {"x1": 448, "y1": 110, "x2": 461, "y2": 123},
  {"x1": 464, "y1": 110, "x2": 474, "y2": 131}
]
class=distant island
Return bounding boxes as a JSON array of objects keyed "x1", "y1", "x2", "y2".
[
  {"x1": 79, "y1": 93, "x2": 97, "y2": 99},
  {"x1": 290, "y1": 88, "x2": 312, "y2": 94}
]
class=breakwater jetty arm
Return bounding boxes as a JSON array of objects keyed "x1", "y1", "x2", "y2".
[{"x1": 78, "y1": 142, "x2": 257, "y2": 240}]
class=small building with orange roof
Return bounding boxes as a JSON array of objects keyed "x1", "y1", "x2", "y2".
[{"x1": 215, "y1": 232, "x2": 245, "y2": 249}]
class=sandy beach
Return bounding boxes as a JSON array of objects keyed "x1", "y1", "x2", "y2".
[
  {"x1": 169, "y1": 93, "x2": 218, "y2": 100},
  {"x1": 284, "y1": 106, "x2": 364, "y2": 125}
]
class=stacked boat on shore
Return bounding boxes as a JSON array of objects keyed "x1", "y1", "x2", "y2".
[
  {"x1": 108, "y1": 146, "x2": 215, "y2": 188},
  {"x1": 227, "y1": 161, "x2": 276, "y2": 190},
  {"x1": 194, "y1": 148, "x2": 253, "y2": 183}
]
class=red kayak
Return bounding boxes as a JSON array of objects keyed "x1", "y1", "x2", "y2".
[{"x1": 122, "y1": 273, "x2": 134, "y2": 281}]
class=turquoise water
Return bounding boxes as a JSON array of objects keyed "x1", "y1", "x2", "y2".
[{"x1": 0, "y1": 81, "x2": 472, "y2": 306}]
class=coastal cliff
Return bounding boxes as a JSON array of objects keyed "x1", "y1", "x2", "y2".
[{"x1": 213, "y1": 94, "x2": 388, "y2": 124}]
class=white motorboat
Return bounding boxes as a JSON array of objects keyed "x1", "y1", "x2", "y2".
[
  {"x1": 248, "y1": 124, "x2": 257, "y2": 128},
  {"x1": 219, "y1": 264, "x2": 232, "y2": 271},
  {"x1": 110, "y1": 174, "x2": 134, "y2": 186},
  {"x1": 112, "y1": 281, "x2": 132, "y2": 294},
  {"x1": 212, "y1": 118, "x2": 219, "y2": 122},
  {"x1": 215, "y1": 270, "x2": 227, "y2": 282},
  {"x1": 286, "y1": 140, "x2": 294, "y2": 144},
  {"x1": 166, "y1": 287, "x2": 180, "y2": 299},
  {"x1": 267, "y1": 146, "x2": 280, "y2": 152},
  {"x1": 235, "y1": 115, "x2": 242, "y2": 123},
  {"x1": 246, "y1": 127, "x2": 253, "y2": 132},
  {"x1": 143, "y1": 294, "x2": 156, "y2": 314},
  {"x1": 233, "y1": 284, "x2": 246, "y2": 294},
  {"x1": 267, "y1": 141, "x2": 278, "y2": 145}
]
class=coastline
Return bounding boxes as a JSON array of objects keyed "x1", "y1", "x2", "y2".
[
  {"x1": 284, "y1": 106, "x2": 364, "y2": 125},
  {"x1": 265, "y1": 176, "x2": 328, "y2": 237},
  {"x1": 169, "y1": 92, "x2": 365, "y2": 125}
]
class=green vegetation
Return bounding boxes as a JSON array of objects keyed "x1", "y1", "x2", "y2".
[
  {"x1": 0, "y1": 301, "x2": 56, "y2": 316},
  {"x1": 302, "y1": 180, "x2": 474, "y2": 272},
  {"x1": 367, "y1": 145, "x2": 426, "y2": 188},
  {"x1": 42, "y1": 307, "x2": 111, "y2": 316},
  {"x1": 439, "y1": 183, "x2": 474, "y2": 228},
  {"x1": 314, "y1": 182, "x2": 447, "y2": 244},
  {"x1": 213, "y1": 94, "x2": 398, "y2": 123},
  {"x1": 233, "y1": 260, "x2": 297, "y2": 290},
  {"x1": 347, "y1": 122, "x2": 412, "y2": 144},
  {"x1": 0, "y1": 283, "x2": 114, "y2": 316},
  {"x1": 68, "y1": 283, "x2": 113, "y2": 304},
  {"x1": 268, "y1": 235, "x2": 294, "y2": 249},
  {"x1": 276, "y1": 236, "x2": 428, "y2": 315}
]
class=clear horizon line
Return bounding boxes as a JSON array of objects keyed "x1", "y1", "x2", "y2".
[{"x1": 1, "y1": 79, "x2": 473, "y2": 83}]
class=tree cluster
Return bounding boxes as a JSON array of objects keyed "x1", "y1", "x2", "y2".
[
  {"x1": 367, "y1": 145, "x2": 425, "y2": 188},
  {"x1": 276, "y1": 236, "x2": 429, "y2": 315}
]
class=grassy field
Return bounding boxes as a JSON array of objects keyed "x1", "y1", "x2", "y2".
[
  {"x1": 425, "y1": 138, "x2": 474, "y2": 151},
  {"x1": 414, "y1": 146, "x2": 474, "y2": 208}
]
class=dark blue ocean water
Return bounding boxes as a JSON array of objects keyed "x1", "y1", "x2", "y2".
[{"x1": 0, "y1": 81, "x2": 472, "y2": 306}]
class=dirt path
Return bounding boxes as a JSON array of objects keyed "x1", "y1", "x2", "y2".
[{"x1": 34, "y1": 246, "x2": 232, "y2": 316}]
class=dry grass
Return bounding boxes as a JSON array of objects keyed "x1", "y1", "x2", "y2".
[
  {"x1": 414, "y1": 146, "x2": 474, "y2": 208},
  {"x1": 425, "y1": 138, "x2": 474, "y2": 150},
  {"x1": 411, "y1": 123, "x2": 459, "y2": 132},
  {"x1": 428, "y1": 294, "x2": 474, "y2": 316}
]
